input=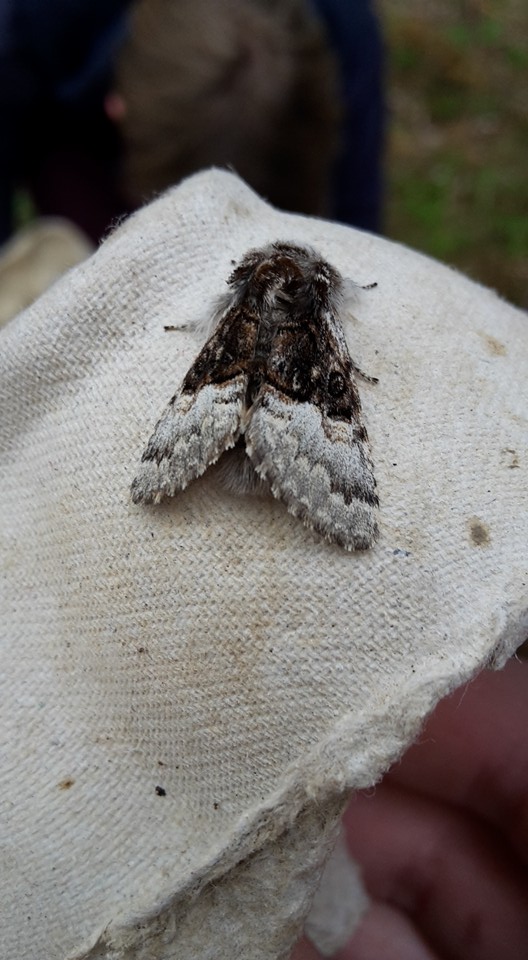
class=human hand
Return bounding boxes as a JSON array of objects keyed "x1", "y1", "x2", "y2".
[{"x1": 293, "y1": 657, "x2": 528, "y2": 959}]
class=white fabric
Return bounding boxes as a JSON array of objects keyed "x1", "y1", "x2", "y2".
[
  {"x1": 1, "y1": 170, "x2": 526, "y2": 960},
  {"x1": 0, "y1": 218, "x2": 94, "y2": 327}
]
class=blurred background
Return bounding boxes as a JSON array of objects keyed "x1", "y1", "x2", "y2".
[
  {"x1": 381, "y1": 0, "x2": 528, "y2": 309},
  {"x1": 0, "y1": 0, "x2": 526, "y2": 323}
]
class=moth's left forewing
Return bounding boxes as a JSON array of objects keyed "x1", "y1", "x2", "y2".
[
  {"x1": 245, "y1": 302, "x2": 379, "y2": 550},
  {"x1": 131, "y1": 304, "x2": 258, "y2": 504}
]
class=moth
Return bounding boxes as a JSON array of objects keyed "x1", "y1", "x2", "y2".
[{"x1": 131, "y1": 242, "x2": 379, "y2": 550}]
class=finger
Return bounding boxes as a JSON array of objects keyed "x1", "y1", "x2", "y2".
[
  {"x1": 334, "y1": 903, "x2": 440, "y2": 960},
  {"x1": 388, "y1": 658, "x2": 528, "y2": 863},
  {"x1": 290, "y1": 935, "x2": 322, "y2": 959},
  {"x1": 343, "y1": 782, "x2": 528, "y2": 960}
]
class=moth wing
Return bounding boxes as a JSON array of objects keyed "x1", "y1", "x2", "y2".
[
  {"x1": 245, "y1": 311, "x2": 379, "y2": 550},
  {"x1": 132, "y1": 304, "x2": 258, "y2": 503}
]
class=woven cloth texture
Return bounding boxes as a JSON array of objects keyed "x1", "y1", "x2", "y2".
[{"x1": 1, "y1": 170, "x2": 527, "y2": 960}]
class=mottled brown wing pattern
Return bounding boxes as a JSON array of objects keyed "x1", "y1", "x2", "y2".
[
  {"x1": 245, "y1": 269, "x2": 378, "y2": 549},
  {"x1": 132, "y1": 242, "x2": 378, "y2": 550},
  {"x1": 131, "y1": 302, "x2": 260, "y2": 503}
]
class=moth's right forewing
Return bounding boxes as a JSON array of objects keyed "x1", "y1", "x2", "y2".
[
  {"x1": 131, "y1": 304, "x2": 259, "y2": 504},
  {"x1": 246, "y1": 393, "x2": 379, "y2": 549},
  {"x1": 245, "y1": 277, "x2": 379, "y2": 550}
]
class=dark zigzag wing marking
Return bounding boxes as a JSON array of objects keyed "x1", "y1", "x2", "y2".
[
  {"x1": 245, "y1": 286, "x2": 378, "y2": 550},
  {"x1": 131, "y1": 303, "x2": 260, "y2": 503}
]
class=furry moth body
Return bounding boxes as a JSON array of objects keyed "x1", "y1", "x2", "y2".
[{"x1": 131, "y1": 242, "x2": 379, "y2": 550}]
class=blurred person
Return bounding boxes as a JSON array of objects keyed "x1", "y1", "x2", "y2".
[
  {"x1": 0, "y1": 0, "x2": 132, "y2": 244},
  {"x1": 113, "y1": 0, "x2": 385, "y2": 230},
  {"x1": 0, "y1": 0, "x2": 384, "y2": 244},
  {"x1": 110, "y1": 0, "x2": 340, "y2": 221},
  {"x1": 310, "y1": 0, "x2": 385, "y2": 231}
]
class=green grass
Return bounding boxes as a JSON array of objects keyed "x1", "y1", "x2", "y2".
[{"x1": 380, "y1": 1, "x2": 528, "y2": 306}]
